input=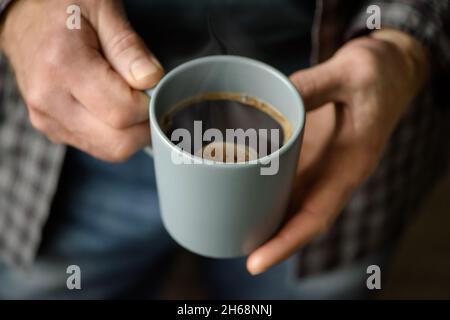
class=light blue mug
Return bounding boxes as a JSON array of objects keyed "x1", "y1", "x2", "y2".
[{"x1": 145, "y1": 55, "x2": 305, "y2": 258}]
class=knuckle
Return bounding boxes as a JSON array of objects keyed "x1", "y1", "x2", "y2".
[
  {"x1": 302, "y1": 207, "x2": 330, "y2": 237},
  {"x1": 345, "y1": 48, "x2": 379, "y2": 87},
  {"x1": 106, "y1": 110, "x2": 133, "y2": 129},
  {"x1": 25, "y1": 88, "x2": 47, "y2": 112},
  {"x1": 47, "y1": 134, "x2": 63, "y2": 145},
  {"x1": 108, "y1": 136, "x2": 137, "y2": 162},
  {"x1": 28, "y1": 110, "x2": 49, "y2": 133},
  {"x1": 107, "y1": 29, "x2": 142, "y2": 58},
  {"x1": 51, "y1": 137, "x2": 62, "y2": 144},
  {"x1": 42, "y1": 38, "x2": 69, "y2": 70}
]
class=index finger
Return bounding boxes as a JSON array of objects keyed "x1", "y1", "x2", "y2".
[
  {"x1": 246, "y1": 160, "x2": 356, "y2": 275},
  {"x1": 68, "y1": 47, "x2": 151, "y2": 129},
  {"x1": 289, "y1": 60, "x2": 344, "y2": 112}
]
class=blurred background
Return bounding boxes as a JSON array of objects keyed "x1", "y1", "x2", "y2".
[{"x1": 379, "y1": 170, "x2": 450, "y2": 299}]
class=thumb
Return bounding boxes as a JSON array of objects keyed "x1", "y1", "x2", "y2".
[
  {"x1": 93, "y1": 1, "x2": 164, "y2": 90},
  {"x1": 289, "y1": 60, "x2": 343, "y2": 111}
]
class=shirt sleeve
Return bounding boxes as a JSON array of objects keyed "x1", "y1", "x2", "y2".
[
  {"x1": 0, "y1": 0, "x2": 13, "y2": 16},
  {"x1": 346, "y1": 0, "x2": 450, "y2": 75}
]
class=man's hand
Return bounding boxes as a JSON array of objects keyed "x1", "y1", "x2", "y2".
[
  {"x1": 0, "y1": 0, "x2": 164, "y2": 161},
  {"x1": 247, "y1": 29, "x2": 430, "y2": 275}
]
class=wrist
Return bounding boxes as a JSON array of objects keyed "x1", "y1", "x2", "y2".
[
  {"x1": 370, "y1": 28, "x2": 430, "y2": 90},
  {"x1": 0, "y1": 0, "x2": 17, "y2": 36},
  {"x1": 0, "y1": 0, "x2": 19, "y2": 49}
]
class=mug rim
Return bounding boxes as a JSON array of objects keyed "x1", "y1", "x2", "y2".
[{"x1": 149, "y1": 55, "x2": 305, "y2": 168}]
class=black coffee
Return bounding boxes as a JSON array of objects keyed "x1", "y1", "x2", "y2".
[{"x1": 160, "y1": 93, "x2": 292, "y2": 162}]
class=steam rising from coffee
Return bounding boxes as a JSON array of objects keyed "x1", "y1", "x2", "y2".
[
  {"x1": 148, "y1": 2, "x2": 304, "y2": 175},
  {"x1": 207, "y1": 13, "x2": 228, "y2": 55}
]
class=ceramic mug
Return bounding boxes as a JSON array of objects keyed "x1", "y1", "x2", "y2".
[{"x1": 145, "y1": 55, "x2": 305, "y2": 258}]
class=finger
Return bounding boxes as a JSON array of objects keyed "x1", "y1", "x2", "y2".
[
  {"x1": 246, "y1": 156, "x2": 356, "y2": 275},
  {"x1": 28, "y1": 108, "x2": 72, "y2": 145},
  {"x1": 93, "y1": 0, "x2": 164, "y2": 90},
  {"x1": 289, "y1": 60, "x2": 343, "y2": 111},
  {"x1": 68, "y1": 48, "x2": 150, "y2": 129},
  {"x1": 295, "y1": 103, "x2": 337, "y2": 175},
  {"x1": 43, "y1": 93, "x2": 150, "y2": 162},
  {"x1": 69, "y1": 100, "x2": 150, "y2": 162}
]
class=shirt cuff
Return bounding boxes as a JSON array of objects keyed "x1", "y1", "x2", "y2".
[
  {"x1": 0, "y1": 0, "x2": 13, "y2": 16},
  {"x1": 345, "y1": 0, "x2": 450, "y2": 75}
]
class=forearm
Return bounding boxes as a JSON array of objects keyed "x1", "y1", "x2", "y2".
[
  {"x1": 0, "y1": 0, "x2": 13, "y2": 43},
  {"x1": 0, "y1": 0, "x2": 12, "y2": 14},
  {"x1": 347, "y1": 0, "x2": 450, "y2": 79},
  {"x1": 370, "y1": 28, "x2": 430, "y2": 93}
]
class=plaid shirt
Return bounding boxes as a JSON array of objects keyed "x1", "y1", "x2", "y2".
[{"x1": 0, "y1": 0, "x2": 449, "y2": 277}]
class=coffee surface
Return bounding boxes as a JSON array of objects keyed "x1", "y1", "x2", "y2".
[{"x1": 161, "y1": 93, "x2": 292, "y2": 162}]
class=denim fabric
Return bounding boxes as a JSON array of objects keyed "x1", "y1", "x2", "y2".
[{"x1": 0, "y1": 149, "x2": 388, "y2": 299}]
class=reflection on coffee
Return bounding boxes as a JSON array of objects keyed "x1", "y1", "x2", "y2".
[
  {"x1": 160, "y1": 93, "x2": 293, "y2": 162},
  {"x1": 196, "y1": 141, "x2": 259, "y2": 163}
]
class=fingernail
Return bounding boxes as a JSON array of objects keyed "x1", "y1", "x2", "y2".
[
  {"x1": 249, "y1": 269, "x2": 263, "y2": 276},
  {"x1": 131, "y1": 58, "x2": 160, "y2": 80},
  {"x1": 151, "y1": 56, "x2": 163, "y2": 70},
  {"x1": 247, "y1": 257, "x2": 264, "y2": 276}
]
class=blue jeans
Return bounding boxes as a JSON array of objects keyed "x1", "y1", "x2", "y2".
[{"x1": 0, "y1": 149, "x2": 388, "y2": 299}]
